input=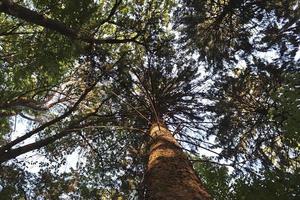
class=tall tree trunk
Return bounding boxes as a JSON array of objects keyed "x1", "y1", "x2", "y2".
[{"x1": 144, "y1": 122, "x2": 211, "y2": 200}]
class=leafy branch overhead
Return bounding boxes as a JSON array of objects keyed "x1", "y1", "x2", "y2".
[{"x1": 0, "y1": 0, "x2": 299, "y2": 199}]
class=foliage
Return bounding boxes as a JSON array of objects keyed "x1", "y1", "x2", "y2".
[
  {"x1": 175, "y1": 0, "x2": 299, "y2": 72},
  {"x1": 194, "y1": 159, "x2": 300, "y2": 200},
  {"x1": 0, "y1": 0, "x2": 299, "y2": 199},
  {"x1": 193, "y1": 159, "x2": 233, "y2": 200},
  {"x1": 205, "y1": 68, "x2": 300, "y2": 173}
]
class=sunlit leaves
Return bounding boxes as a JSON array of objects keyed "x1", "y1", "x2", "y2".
[{"x1": 0, "y1": 0, "x2": 299, "y2": 199}]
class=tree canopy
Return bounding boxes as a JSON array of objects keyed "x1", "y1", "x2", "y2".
[{"x1": 0, "y1": 0, "x2": 299, "y2": 199}]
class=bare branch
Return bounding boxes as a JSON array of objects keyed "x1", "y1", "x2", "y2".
[{"x1": 0, "y1": 82, "x2": 98, "y2": 153}]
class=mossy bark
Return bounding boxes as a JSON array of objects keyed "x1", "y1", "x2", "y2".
[{"x1": 144, "y1": 122, "x2": 211, "y2": 200}]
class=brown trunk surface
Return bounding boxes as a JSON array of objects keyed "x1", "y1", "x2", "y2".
[{"x1": 144, "y1": 122, "x2": 211, "y2": 200}]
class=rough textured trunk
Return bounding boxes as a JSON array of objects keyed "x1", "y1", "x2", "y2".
[{"x1": 144, "y1": 122, "x2": 211, "y2": 200}]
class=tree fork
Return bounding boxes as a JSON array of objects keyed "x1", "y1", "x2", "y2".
[{"x1": 144, "y1": 121, "x2": 211, "y2": 200}]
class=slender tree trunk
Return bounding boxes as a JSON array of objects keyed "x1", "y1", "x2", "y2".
[{"x1": 144, "y1": 121, "x2": 211, "y2": 200}]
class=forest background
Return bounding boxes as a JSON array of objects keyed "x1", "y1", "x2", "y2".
[{"x1": 0, "y1": 0, "x2": 299, "y2": 199}]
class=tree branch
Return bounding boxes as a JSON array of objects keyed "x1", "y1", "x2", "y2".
[
  {"x1": 0, "y1": 82, "x2": 97, "y2": 153},
  {"x1": 0, "y1": 0, "x2": 139, "y2": 45},
  {"x1": 0, "y1": 128, "x2": 73, "y2": 163},
  {"x1": 0, "y1": 95, "x2": 111, "y2": 163}
]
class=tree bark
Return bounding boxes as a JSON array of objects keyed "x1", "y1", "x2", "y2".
[{"x1": 144, "y1": 122, "x2": 211, "y2": 200}]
